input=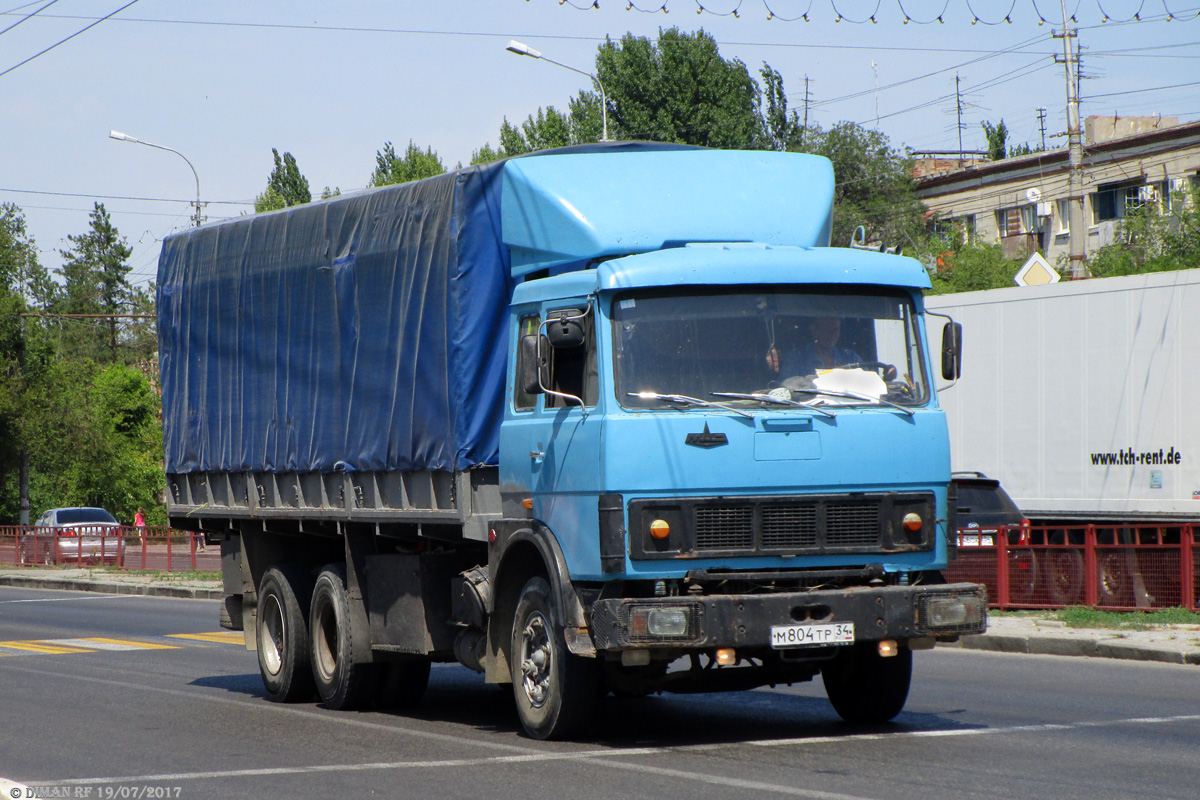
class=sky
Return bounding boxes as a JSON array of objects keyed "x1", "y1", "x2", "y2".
[{"x1": 2, "y1": 0, "x2": 1198, "y2": 290}]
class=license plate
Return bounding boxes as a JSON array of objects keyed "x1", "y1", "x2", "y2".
[{"x1": 770, "y1": 622, "x2": 855, "y2": 649}]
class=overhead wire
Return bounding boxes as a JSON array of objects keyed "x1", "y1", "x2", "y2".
[{"x1": 0, "y1": 0, "x2": 141, "y2": 79}]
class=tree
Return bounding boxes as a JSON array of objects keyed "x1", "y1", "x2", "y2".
[
  {"x1": 255, "y1": 149, "x2": 311, "y2": 212},
  {"x1": 595, "y1": 27, "x2": 762, "y2": 148},
  {"x1": 369, "y1": 140, "x2": 445, "y2": 187},
  {"x1": 56, "y1": 203, "x2": 134, "y2": 363},
  {"x1": 1088, "y1": 186, "x2": 1200, "y2": 277},
  {"x1": 804, "y1": 122, "x2": 925, "y2": 249},
  {"x1": 982, "y1": 120, "x2": 1008, "y2": 161},
  {"x1": 760, "y1": 64, "x2": 805, "y2": 152}
]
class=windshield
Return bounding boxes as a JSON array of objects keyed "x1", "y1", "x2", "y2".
[
  {"x1": 55, "y1": 508, "x2": 118, "y2": 524},
  {"x1": 613, "y1": 287, "x2": 929, "y2": 410}
]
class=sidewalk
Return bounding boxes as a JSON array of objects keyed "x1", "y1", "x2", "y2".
[
  {"x1": 1, "y1": 568, "x2": 1198, "y2": 665},
  {"x1": 0, "y1": 567, "x2": 223, "y2": 600},
  {"x1": 956, "y1": 613, "x2": 1200, "y2": 666}
]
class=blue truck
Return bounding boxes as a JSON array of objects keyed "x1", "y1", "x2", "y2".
[{"x1": 157, "y1": 144, "x2": 986, "y2": 739}]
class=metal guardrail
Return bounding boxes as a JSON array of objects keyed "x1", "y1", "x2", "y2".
[
  {"x1": 947, "y1": 524, "x2": 1199, "y2": 611},
  {"x1": 0, "y1": 525, "x2": 219, "y2": 572}
]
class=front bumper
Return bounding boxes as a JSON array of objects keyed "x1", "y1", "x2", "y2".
[{"x1": 589, "y1": 582, "x2": 986, "y2": 651}]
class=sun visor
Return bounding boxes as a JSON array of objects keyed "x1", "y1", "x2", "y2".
[{"x1": 501, "y1": 150, "x2": 834, "y2": 276}]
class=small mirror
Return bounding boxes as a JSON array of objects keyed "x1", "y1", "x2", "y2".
[
  {"x1": 546, "y1": 309, "x2": 586, "y2": 349},
  {"x1": 941, "y1": 321, "x2": 963, "y2": 380},
  {"x1": 519, "y1": 334, "x2": 550, "y2": 395}
]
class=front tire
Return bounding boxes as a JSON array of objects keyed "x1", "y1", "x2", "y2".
[
  {"x1": 257, "y1": 566, "x2": 315, "y2": 703},
  {"x1": 310, "y1": 564, "x2": 377, "y2": 710},
  {"x1": 821, "y1": 643, "x2": 912, "y2": 724},
  {"x1": 510, "y1": 576, "x2": 598, "y2": 740}
]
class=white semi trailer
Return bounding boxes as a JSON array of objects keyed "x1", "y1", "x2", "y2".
[{"x1": 927, "y1": 270, "x2": 1200, "y2": 525}]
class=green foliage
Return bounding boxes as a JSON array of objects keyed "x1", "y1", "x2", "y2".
[
  {"x1": 802, "y1": 122, "x2": 925, "y2": 248},
  {"x1": 369, "y1": 140, "x2": 445, "y2": 187},
  {"x1": 19, "y1": 361, "x2": 162, "y2": 524},
  {"x1": 595, "y1": 27, "x2": 762, "y2": 148},
  {"x1": 919, "y1": 229, "x2": 1023, "y2": 294},
  {"x1": 982, "y1": 119, "x2": 1008, "y2": 161},
  {"x1": 1055, "y1": 605, "x2": 1200, "y2": 629},
  {"x1": 320, "y1": 186, "x2": 341, "y2": 200},
  {"x1": 255, "y1": 149, "x2": 311, "y2": 212},
  {"x1": 55, "y1": 203, "x2": 135, "y2": 363},
  {"x1": 1088, "y1": 190, "x2": 1200, "y2": 277}
]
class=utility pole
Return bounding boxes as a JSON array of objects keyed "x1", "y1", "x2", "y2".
[
  {"x1": 955, "y1": 74, "x2": 965, "y2": 158},
  {"x1": 1036, "y1": 106, "x2": 1048, "y2": 151},
  {"x1": 802, "y1": 74, "x2": 811, "y2": 149},
  {"x1": 1055, "y1": 0, "x2": 1088, "y2": 279}
]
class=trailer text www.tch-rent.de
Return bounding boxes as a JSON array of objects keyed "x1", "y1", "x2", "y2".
[{"x1": 1090, "y1": 447, "x2": 1183, "y2": 467}]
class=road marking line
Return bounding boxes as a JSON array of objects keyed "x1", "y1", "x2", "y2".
[
  {"x1": 44, "y1": 638, "x2": 179, "y2": 651},
  {"x1": 167, "y1": 631, "x2": 243, "y2": 644},
  {"x1": 0, "y1": 640, "x2": 93, "y2": 654}
]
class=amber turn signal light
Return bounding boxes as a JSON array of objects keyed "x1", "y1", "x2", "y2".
[{"x1": 649, "y1": 519, "x2": 671, "y2": 539}]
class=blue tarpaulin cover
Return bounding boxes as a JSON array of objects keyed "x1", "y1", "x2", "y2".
[{"x1": 158, "y1": 160, "x2": 512, "y2": 475}]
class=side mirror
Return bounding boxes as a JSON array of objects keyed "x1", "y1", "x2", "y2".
[
  {"x1": 941, "y1": 321, "x2": 963, "y2": 380},
  {"x1": 546, "y1": 309, "x2": 586, "y2": 349},
  {"x1": 519, "y1": 334, "x2": 550, "y2": 395}
]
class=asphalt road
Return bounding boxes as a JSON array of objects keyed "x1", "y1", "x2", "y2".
[{"x1": 1, "y1": 586, "x2": 1197, "y2": 800}]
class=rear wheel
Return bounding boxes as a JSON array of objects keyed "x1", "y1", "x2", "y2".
[
  {"x1": 256, "y1": 566, "x2": 315, "y2": 703},
  {"x1": 1044, "y1": 550, "x2": 1085, "y2": 605},
  {"x1": 511, "y1": 576, "x2": 599, "y2": 740},
  {"x1": 310, "y1": 564, "x2": 377, "y2": 710},
  {"x1": 821, "y1": 643, "x2": 912, "y2": 724}
]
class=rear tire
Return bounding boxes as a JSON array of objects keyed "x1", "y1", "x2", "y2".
[
  {"x1": 821, "y1": 643, "x2": 912, "y2": 724},
  {"x1": 1044, "y1": 550, "x2": 1084, "y2": 605},
  {"x1": 310, "y1": 564, "x2": 377, "y2": 710},
  {"x1": 256, "y1": 566, "x2": 315, "y2": 703},
  {"x1": 510, "y1": 576, "x2": 599, "y2": 740}
]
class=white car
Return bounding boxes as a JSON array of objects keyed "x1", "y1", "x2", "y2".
[{"x1": 19, "y1": 507, "x2": 126, "y2": 566}]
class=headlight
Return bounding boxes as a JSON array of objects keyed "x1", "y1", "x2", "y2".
[
  {"x1": 627, "y1": 604, "x2": 697, "y2": 641},
  {"x1": 918, "y1": 592, "x2": 986, "y2": 632}
]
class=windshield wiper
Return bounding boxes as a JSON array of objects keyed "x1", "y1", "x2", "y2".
[
  {"x1": 711, "y1": 391, "x2": 837, "y2": 418},
  {"x1": 800, "y1": 388, "x2": 915, "y2": 417},
  {"x1": 628, "y1": 391, "x2": 755, "y2": 419}
]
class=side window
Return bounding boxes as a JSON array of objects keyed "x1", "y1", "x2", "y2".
[
  {"x1": 514, "y1": 315, "x2": 541, "y2": 411},
  {"x1": 546, "y1": 306, "x2": 598, "y2": 409}
]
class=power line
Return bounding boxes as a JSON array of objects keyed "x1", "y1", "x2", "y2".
[
  {"x1": 0, "y1": 186, "x2": 249, "y2": 205},
  {"x1": 0, "y1": 0, "x2": 141, "y2": 79},
  {"x1": 0, "y1": 0, "x2": 59, "y2": 38}
]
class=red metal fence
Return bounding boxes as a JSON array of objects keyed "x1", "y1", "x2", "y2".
[
  {"x1": 0, "y1": 525, "x2": 220, "y2": 573},
  {"x1": 947, "y1": 524, "x2": 1199, "y2": 612}
]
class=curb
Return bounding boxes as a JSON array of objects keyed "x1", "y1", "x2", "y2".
[
  {"x1": 0, "y1": 574, "x2": 222, "y2": 600},
  {"x1": 957, "y1": 632, "x2": 1200, "y2": 666}
]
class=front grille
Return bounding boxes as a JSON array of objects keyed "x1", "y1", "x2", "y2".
[
  {"x1": 827, "y1": 504, "x2": 880, "y2": 547},
  {"x1": 629, "y1": 492, "x2": 935, "y2": 560},
  {"x1": 761, "y1": 505, "x2": 818, "y2": 548},
  {"x1": 696, "y1": 506, "x2": 753, "y2": 549}
]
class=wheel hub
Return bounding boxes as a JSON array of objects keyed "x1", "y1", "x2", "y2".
[{"x1": 519, "y1": 611, "x2": 552, "y2": 708}]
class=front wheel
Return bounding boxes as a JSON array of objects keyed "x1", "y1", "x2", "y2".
[
  {"x1": 821, "y1": 643, "x2": 912, "y2": 724},
  {"x1": 511, "y1": 576, "x2": 599, "y2": 740}
]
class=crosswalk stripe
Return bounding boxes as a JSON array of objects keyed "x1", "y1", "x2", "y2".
[
  {"x1": 43, "y1": 638, "x2": 179, "y2": 651},
  {"x1": 167, "y1": 631, "x2": 244, "y2": 644},
  {"x1": 0, "y1": 641, "x2": 93, "y2": 654}
]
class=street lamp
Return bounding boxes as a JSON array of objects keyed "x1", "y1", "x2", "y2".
[
  {"x1": 109, "y1": 130, "x2": 205, "y2": 227},
  {"x1": 506, "y1": 40, "x2": 609, "y2": 142}
]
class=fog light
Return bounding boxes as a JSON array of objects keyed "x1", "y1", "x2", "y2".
[
  {"x1": 924, "y1": 594, "x2": 985, "y2": 629},
  {"x1": 902, "y1": 512, "x2": 923, "y2": 532},
  {"x1": 715, "y1": 648, "x2": 736, "y2": 666},
  {"x1": 646, "y1": 607, "x2": 689, "y2": 637},
  {"x1": 649, "y1": 519, "x2": 671, "y2": 540},
  {"x1": 878, "y1": 639, "x2": 898, "y2": 658}
]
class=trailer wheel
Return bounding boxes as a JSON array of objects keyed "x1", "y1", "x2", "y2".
[
  {"x1": 310, "y1": 564, "x2": 377, "y2": 710},
  {"x1": 1044, "y1": 550, "x2": 1084, "y2": 605},
  {"x1": 376, "y1": 659, "x2": 432, "y2": 710},
  {"x1": 511, "y1": 576, "x2": 598, "y2": 740},
  {"x1": 257, "y1": 566, "x2": 315, "y2": 703},
  {"x1": 821, "y1": 643, "x2": 912, "y2": 724}
]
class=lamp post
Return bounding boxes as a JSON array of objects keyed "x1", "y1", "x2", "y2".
[
  {"x1": 506, "y1": 40, "x2": 609, "y2": 142},
  {"x1": 109, "y1": 130, "x2": 204, "y2": 227}
]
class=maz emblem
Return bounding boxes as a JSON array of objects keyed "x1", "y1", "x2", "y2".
[{"x1": 685, "y1": 423, "x2": 728, "y2": 448}]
